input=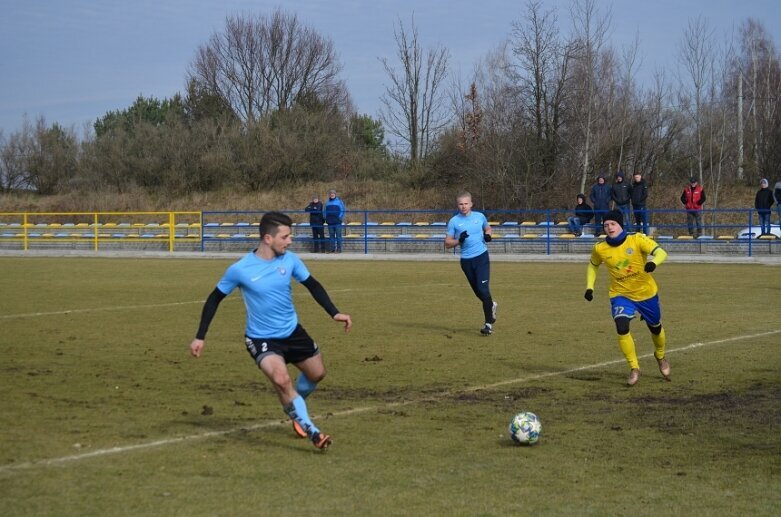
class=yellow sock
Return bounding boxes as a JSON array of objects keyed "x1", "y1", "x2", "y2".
[
  {"x1": 651, "y1": 326, "x2": 666, "y2": 360},
  {"x1": 617, "y1": 333, "x2": 639, "y2": 369}
]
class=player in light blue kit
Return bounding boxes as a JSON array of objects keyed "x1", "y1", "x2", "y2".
[
  {"x1": 190, "y1": 211, "x2": 352, "y2": 450},
  {"x1": 444, "y1": 191, "x2": 498, "y2": 335}
]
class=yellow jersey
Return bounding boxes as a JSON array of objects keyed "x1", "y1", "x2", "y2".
[{"x1": 588, "y1": 233, "x2": 665, "y2": 301}]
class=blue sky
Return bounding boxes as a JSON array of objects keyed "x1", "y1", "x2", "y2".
[{"x1": 1, "y1": 0, "x2": 780, "y2": 136}]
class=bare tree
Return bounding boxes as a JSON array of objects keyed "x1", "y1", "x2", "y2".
[
  {"x1": 509, "y1": 0, "x2": 576, "y2": 190},
  {"x1": 737, "y1": 19, "x2": 781, "y2": 180},
  {"x1": 570, "y1": 0, "x2": 612, "y2": 192},
  {"x1": 380, "y1": 16, "x2": 450, "y2": 165},
  {"x1": 188, "y1": 9, "x2": 347, "y2": 125},
  {"x1": 678, "y1": 16, "x2": 715, "y2": 184}
]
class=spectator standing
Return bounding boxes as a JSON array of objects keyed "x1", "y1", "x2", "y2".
[
  {"x1": 589, "y1": 174, "x2": 611, "y2": 235},
  {"x1": 567, "y1": 194, "x2": 594, "y2": 236},
  {"x1": 324, "y1": 189, "x2": 346, "y2": 253},
  {"x1": 680, "y1": 177, "x2": 706, "y2": 238},
  {"x1": 305, "y1": 194, "x2": 325, "y2": 253},
  {"x1": 610, "y1": 171, "x2": 632, "y2": 228},
  {"x1": 774, "y1": 178, "x2": 781, "y2": 226},
  {"x1": 755, "y1": 178, "x2": 775, "y2": 235},
  {"x1": 630, "y1": 172, "x2": 649, "y2": 234}
]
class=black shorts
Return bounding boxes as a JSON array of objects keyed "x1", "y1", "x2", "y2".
[{"x1": 244, "y1": 324, "x2": 320, "y2": 366}]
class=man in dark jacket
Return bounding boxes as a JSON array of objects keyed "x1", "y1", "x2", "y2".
[
  {"x1": 611, "y1": 171, "x2": 632, "y2": 228},
  {"x1": 305, "y1": 194, "x2": 325, "y2": 253},
  {"x1": 755, "y1": 178, "x2": 775, "y2": 235},
  {"x1": 589, "y1": 174, "x2": 611, "y2": 235},
  {"x1": 567, "y1": 194, "x2": 594, "y2": 236},
  {"x1": 630, "y1": 172, "x2": 649, "y2": 234}
]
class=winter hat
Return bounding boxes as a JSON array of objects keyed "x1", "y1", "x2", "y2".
[
  {"x1": 615, "y1": 171, "x2": 624, "y2": 179},
  {"x1": 689, "y1": 177, "x2": 698, "y2": 183},
  {"x1": 760, "y1": 178, "x2": 768, "y2": 186},
  {"x1": 603, "y1": 209, "x2": 624, "y2": 228},
  {"x1": 328, "y1": 189, "x2": 337, "y2": 195}
]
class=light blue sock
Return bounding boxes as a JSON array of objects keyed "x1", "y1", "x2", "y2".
[
  {"x1": 284, "y1": 395, "x2": 319, "y2": 437},
  {"x1": 296, "y1": 373, "x2": 318, "y2": 399}
]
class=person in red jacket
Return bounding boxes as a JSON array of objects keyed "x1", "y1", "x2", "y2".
[{"x1": 680, "y1": 177, "x2": 706, "y2": 238}]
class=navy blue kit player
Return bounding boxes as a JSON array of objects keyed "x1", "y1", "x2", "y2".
[
  {"x1": 190, "y1": 211, "x2": 352, "y2": 450},
  {"x1": 444, "y1": 191, "x2": 498, "y2": 335}
]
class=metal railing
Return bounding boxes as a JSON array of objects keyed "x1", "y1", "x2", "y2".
[{"x1": 2, "y1": 209, "x2": 778, "y2": 256}]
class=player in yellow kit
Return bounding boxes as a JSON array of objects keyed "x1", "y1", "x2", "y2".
[{"x1": 584, "y1": 209, "x2": 671, "y2": 386}]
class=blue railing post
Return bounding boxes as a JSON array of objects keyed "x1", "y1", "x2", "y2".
[
  {"x1": 546, "y1": 209, "x2": 552, "y2": 255},
  {"x1": 364, "y1": 209, "x2": 369, "y2": 255}
]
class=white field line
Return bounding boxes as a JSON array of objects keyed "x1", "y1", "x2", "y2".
[
  {"x1": 0, "y1": 284, "x2": 454, "y2": 320},
  {"x1": 1, "y1": 328, "x2": 778, "y2": 475},
  {"x1": 0, "y1": 300, "x2": 208, "y2": 319}
]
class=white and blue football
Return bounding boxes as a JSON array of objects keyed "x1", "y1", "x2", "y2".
[{"x1": 509, "y1": 411, "x2": 542, "y2": 445}]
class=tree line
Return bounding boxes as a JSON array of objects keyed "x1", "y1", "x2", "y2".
[{"x1": 1, "y1": 1, "x2": 779, "y2": 210}]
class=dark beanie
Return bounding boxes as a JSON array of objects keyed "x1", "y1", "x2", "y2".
[{"x1": 603, "y1": 209, "x2": 624, "y2": 228}]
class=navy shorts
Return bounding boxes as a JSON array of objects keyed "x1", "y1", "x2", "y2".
[{"x1": 244, "y1": 324, "x2": 320, "y2": 366}]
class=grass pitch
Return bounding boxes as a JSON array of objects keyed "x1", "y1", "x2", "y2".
[{"x1": 0, "y1": 256, "x2": 779, "y2": 516}]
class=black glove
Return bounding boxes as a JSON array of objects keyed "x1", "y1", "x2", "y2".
[
  {"x1": 644, "y1": 262, "x2": 656, "y2": 273},
  {"x1": 584, "y1": 289, "x2": 593, "y2": 302},
  {"x1": 483, "y1": 233, "x2": 492, "y2": 242},
  {"x1": 458, "y1": 231, "x2": 468, "y2": 244}
]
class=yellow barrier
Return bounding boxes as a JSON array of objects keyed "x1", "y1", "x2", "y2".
[{"x1": 0, "y1": 211, "x2": 202, "y2": 252}]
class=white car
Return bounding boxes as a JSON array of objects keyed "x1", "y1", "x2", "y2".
[{"x1": 737, "y1": 224, "x2": 781, "y2": 239}]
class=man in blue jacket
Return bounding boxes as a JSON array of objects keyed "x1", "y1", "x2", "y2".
[{"x1": 325, "y1": 189, "x2": 346, "y2": 253}]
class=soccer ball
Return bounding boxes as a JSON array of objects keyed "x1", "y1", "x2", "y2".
[{"x1": 508, "y1": 411, "x2": 541, "y2": 445}]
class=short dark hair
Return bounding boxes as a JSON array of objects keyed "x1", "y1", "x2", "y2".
[{"x1": 259, "y1": 211, "x2": 292, "y2": 238}]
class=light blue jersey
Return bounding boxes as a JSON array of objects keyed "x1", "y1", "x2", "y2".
[
  {"x1": 217, "y1": 251, "x2": 310, "y2": 338},
  {"x1": 447, "y1": 211, "x2": 489, "y2": 259}
]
